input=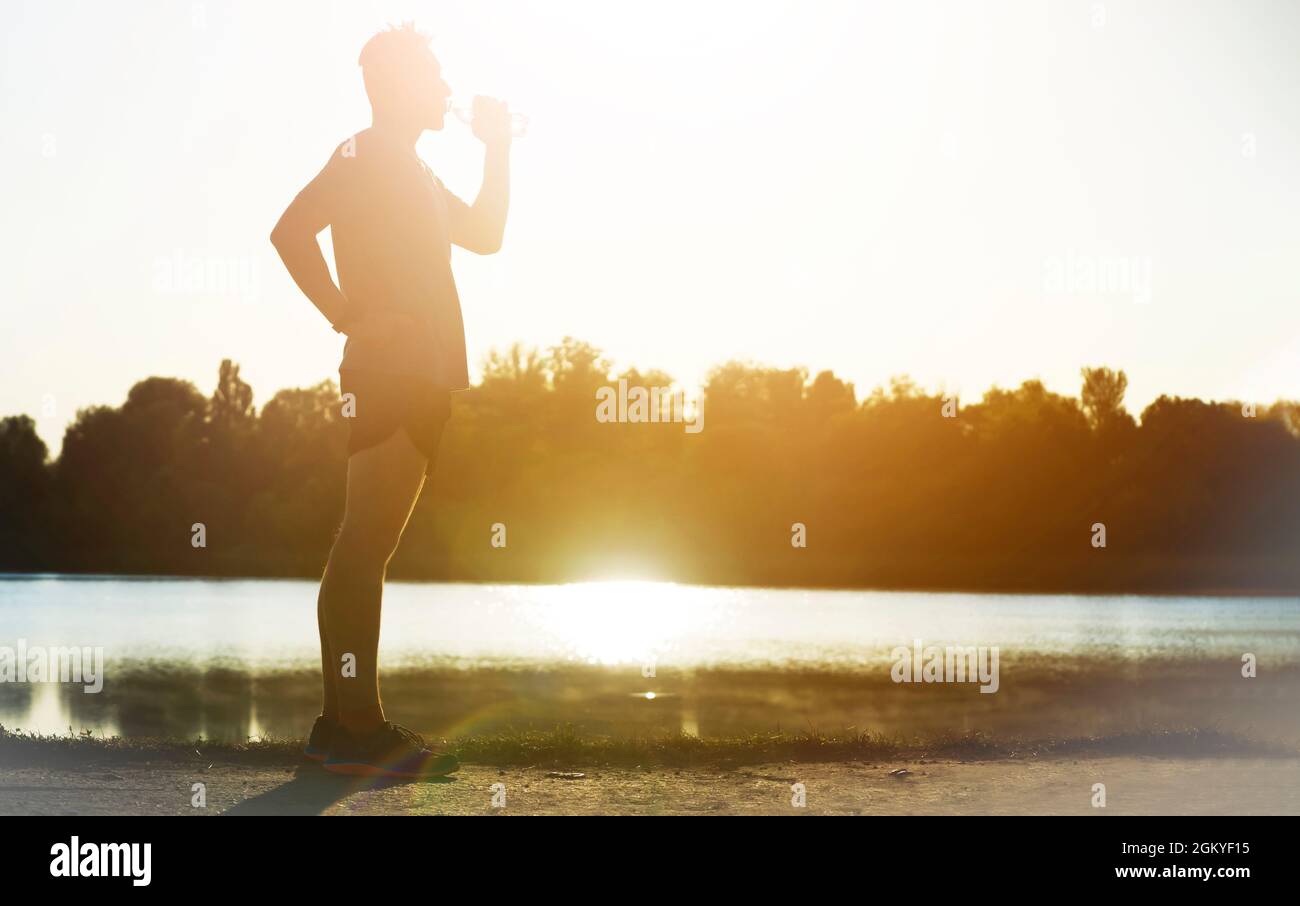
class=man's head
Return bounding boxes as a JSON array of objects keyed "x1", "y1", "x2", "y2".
[{"x1": 359, "y1": 23, "x2": 450, "y2": 131}]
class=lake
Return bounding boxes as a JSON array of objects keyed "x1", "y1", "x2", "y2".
[{"x1": 3, "y1": 574, "x2": 1299, "y2": 742}]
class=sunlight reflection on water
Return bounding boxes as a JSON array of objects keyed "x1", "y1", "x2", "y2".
[
  {"x1": 2, "y1": 574, "x2": 1299, "y2": 738},
  {"x1": 3, "y1": 574, "x2": 1298, "y2": 668}
]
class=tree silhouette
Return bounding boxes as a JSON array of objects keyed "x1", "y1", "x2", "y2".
[{"x1": 2, "y1": 349, "x2": 1298, "y2": 592}]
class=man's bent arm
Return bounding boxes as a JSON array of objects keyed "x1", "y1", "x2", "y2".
[
  {"x1": 455, "y1": 142, "x2": 510, "y2": 255},
  {"x1": 270, "y1": 165, "x2": 351, "y2": 329}
]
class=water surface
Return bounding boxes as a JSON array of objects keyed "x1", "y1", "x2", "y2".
[{"x1": 3, "y1": 574, "x2": 1297, "y2": 740}]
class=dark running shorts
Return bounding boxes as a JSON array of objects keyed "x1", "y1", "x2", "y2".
[{"x1": 339, "y1": 369, "x2": 452, "y2": 475}]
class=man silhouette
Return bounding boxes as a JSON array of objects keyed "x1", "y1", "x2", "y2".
[{"x1": 270, "y1": 23, "x2": 511, "y2": 777}]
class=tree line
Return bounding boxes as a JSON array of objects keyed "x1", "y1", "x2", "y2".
[{"x1": 3, "y1": 337, "x2": 1298, "y2": 592}]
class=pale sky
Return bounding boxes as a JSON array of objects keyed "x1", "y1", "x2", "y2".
[{"x1": 3, "y1": 0, "x2": 1299, "y2": 452}]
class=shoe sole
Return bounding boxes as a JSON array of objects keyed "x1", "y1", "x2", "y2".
[
  {"x1": 322, "y1": 759, "x2": 459, "y2": 779},
  {"x1": 303, "y1": 747, "x2": 327, "y2": 762}
]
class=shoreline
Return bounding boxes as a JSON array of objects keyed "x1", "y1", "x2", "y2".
[
  {"x1": 3, "y1": 727, "x2": 1292, "y2": 771},
  {"x1": 5, "y1": 569, "x2": 1300, "y2": 598}
]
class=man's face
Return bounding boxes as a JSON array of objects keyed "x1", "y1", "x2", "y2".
[{"x1": 415, "y1": 49, "x2": 452, "y2": 131}]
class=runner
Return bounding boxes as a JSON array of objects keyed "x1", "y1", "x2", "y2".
[{"x1": 270, "y1": 22, "x2": 512, "y2": 778}]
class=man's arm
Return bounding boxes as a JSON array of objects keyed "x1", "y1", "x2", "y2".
[
  {"x1": 270, "y1": 151, "x2": 353, "y2": 331},
  {"x1": 448, "y1": 99, "x2": 512, "y2": 255}
]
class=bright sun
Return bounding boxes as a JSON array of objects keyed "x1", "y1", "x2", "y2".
[{"x1": 520, "y1": 580, "x2": 721, "y2": 666}]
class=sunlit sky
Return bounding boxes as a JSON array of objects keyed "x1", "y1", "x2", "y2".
[{"x1": 3, "y1": 0, "x2": 1299, "y2": 451}]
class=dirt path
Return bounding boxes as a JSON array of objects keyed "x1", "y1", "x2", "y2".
[{"x1": 3, "y1": 757, "x2": 1298, "y2": 815}]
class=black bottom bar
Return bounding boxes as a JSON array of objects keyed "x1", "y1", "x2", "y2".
[{"x1": 9, "y1": 816, "x2": 1288, "y2": 891}]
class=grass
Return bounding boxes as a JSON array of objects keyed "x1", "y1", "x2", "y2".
[{"x1": 1, "y1": 724, "x2": 1290, "y2": 770}]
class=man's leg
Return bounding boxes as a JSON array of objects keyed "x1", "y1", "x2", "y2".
[
  {"x1": 317, "y1": 427, "x2": 429, "y2": 732},
  {"x1": 316, "y1": 594, "x2": 337, "y2": 721}
]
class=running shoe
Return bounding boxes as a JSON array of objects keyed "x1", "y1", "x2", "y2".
[
  {"x1": 323, "y1": 721, "x2": 460, "y2": 779},
  {"x1": 303, "y1": 715, "x2": 336, "y2": 763}
]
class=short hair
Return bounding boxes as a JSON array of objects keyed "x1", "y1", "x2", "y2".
[{"x1": 358, "y1": 22, "x2": 435, "y2": 106}]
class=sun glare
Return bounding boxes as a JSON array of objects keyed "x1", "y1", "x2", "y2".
[{"x1": 520, "y1": 580, "x2": 720, "y2": 666}]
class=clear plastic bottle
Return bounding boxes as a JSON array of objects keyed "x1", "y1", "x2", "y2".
[{"x1": 448, "y1": 98, "x2": 530, "y2": 137}]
